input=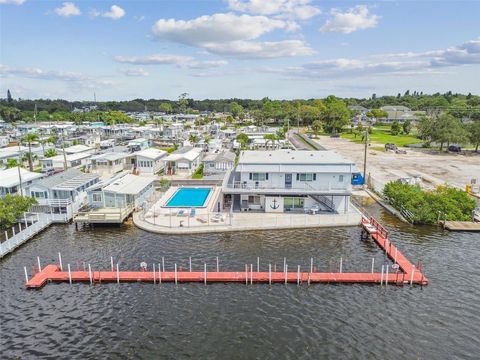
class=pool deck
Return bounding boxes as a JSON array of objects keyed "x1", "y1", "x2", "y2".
[{"x1": 133, "y1": 209, "x2": 362, "y2": 234}]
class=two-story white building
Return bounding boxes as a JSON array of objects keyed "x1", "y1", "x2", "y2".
[
  {"x1": 222, "y1": 150, "x2": 355, "y2": 214},
  {"x1": 127, "y1": 148, "x2": 167, "y2": 176}
]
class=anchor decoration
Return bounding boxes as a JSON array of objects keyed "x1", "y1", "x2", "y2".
[{"x1": 270, "y1": 198, "x2": 280, "y2": 210}]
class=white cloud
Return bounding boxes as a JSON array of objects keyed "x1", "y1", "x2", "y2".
[
  {"x1": 184, "y1": 60, "x2": 229, "y2": 69},
  {"x1": 262, "y1": 39, "x2": 480, "y2": 79},
  {"x1": 151, "y1": 12, "x2": 312, "y2": 59},
  {"x1": 228, "y1": 0, "x2": 321, "y2": 20},
  {"x1": 54, "y1": 2, "x2": 81, "y2": 17},
  {"x1": 113, "y1": 54, "x2": 193, "y2": 65},
  {"x1": 0, "y1": 0, "x2": 26, "y2": 4},
  {"x1": 320, "y1": 5, "x2": 380, "y2": 34},
  {"x1": 120, "y1": 68, "x2": 149, "y2": 77},
  {"x1": 204, "y1": 40, "x2": 314, "y2": 58},
  {"x1": 91, "y1": 5, "x2": 125, "y2": 20},
  {"x1": 0, "y1": 64, "x2": 115, "y2": 87}
]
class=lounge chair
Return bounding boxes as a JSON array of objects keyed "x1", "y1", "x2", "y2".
[
  {"x1": 197, "y1": 217, "x2": 207, "y2": 224},
  {"x1": 190, "y1": 208, "x2": 196, "y2": 217},
  {"x1": 211, "y1": 213, "x2": 224, "y2": 222}
]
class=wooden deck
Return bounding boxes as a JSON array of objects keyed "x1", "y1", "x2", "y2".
[
  {"x1": 25, "y1": 216, "x2": 428, "y2": 289},
  {"x1": 443, "y1": 221, "x2": 480, "y2": 232},
  {"x1": 74, "y1": 205, "x2": 134, "y2": 224}
]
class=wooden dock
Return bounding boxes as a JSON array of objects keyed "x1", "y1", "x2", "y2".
[
  {"x1": 24, "y1": 217, "x2": 428, "y2": 288},
  {"x1": 442, "y1": 221, "x2": 480, "y2": 232},
  {"x1": 73, "y1": 205, "x2": 134, "y2": 224}
]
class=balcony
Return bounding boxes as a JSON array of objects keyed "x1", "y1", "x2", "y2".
[{"x1": 222, "y1": 180, "x2": 351, "y2": 196}]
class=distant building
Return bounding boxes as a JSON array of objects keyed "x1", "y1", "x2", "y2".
[
  {"x1": 89, "y1": 152, "x2": 128, "y2": 179},
  {"x1": 0, "y1": 167, "x2": 44, "y2": 197},
  {"x1": 127, "y1": 148, "x2": 167, "y2": 175}
]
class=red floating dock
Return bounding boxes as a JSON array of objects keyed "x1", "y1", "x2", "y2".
[{"x1": 25, "y1": 217, "x2": 428, "y2": 289}]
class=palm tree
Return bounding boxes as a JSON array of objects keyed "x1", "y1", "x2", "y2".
[
  {"x1": 189, "y1": 134, "x2": 199, "y2": 146},
  {"x1": 6, "y1": 158, "x2": 18, "y2": 169},
  {"x1": 23, "y1": 133, "x2": 39, "y2": 171},
  {"x1": 263, "y1": 134, "x2": 277, "y2": 150}
]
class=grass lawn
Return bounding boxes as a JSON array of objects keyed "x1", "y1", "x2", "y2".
[{"x1": 341, "y1": 126, "x2": 423, "y2": 147}]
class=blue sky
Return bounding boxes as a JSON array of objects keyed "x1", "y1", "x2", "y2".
[{"x1": 0, "y1": 0, "x2": 479, "y2": 100}]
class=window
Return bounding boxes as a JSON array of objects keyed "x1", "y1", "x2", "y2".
[
  {"x1": 93, "y1": 193, "x2": 102, "y2": 202},
  {"x1": 248, "y1": 196, "x2": 261, "y2": 205},
  {"x1": 249, "y1": 173, "x2": 268, "y2": 181},
  {"x1": 297, "y1": 173, "x2": 316, "y2": 181},
  {"x1": 284, "y1": 197, "x2": 304, "y2": 210},
  {"x1": 339, "y1": 175, "x2": 344, "y2": 182}
]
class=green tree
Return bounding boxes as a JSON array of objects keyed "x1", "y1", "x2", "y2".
[
  {"x1": 159, "y1": 102, "x2": 173, "y2": 114},
  {"x1": 431, "y1": 113, "x2": 467, "y2": 151},
  {"x1": 402, "y1": 119, "x2": 412, "y2": 134},
  {"x1": 311, "y1": 120, "x2": 324, "y2": 137},
  {"x1": 236, "y1": 133, "x2": 249, "y2": 148},
  {"x1": 390, "y1": 121, "x2": 401, "y2": 135},
  {"x1": 230, "y1": 102, "x2": 244, "y2": 118},
  {"x1": 0, "y1": 195, "x2": 38, "y2": 230},
  {"x1": 178, "y1": 93, "x2": 189, "y2": 113},
  {"x1": 366, "y1": 109, "x2": 388, "y2": 119},
  {"x1": 467, "y1": 120, "x2": 480, "y2": 152},
  {"x1": 321, "y1": 96, "x2": 351, "y2": 133},
  {"x1": 188, "y1": 134, "x2": 199, "y2": 145},
  {"x1": 23, "y1": 133, "x2": 39, "y2": 171},
  {"x1": 6, "y1": 158, "x2": 18, "y2": 169},
  {"x1": 263, "y1": 133, "x2": 278, "y2": 149},
  {"x1": 7, "y1": 89, "x2": 13, "y2": 103},
  {"x1": 44, "y1": 148, "x2": 57, "y2": 158}
]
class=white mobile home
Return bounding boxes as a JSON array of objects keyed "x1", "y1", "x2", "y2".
[
  {"x1": 222, "y1": 150, "x2": 355, "y2": 214},
  {"x1": 128, "y1": 148, "x2": 167, "y2": 175},
  {"x1": 0, "y1": 168, "x2": 44, "y2": 197},
  {"x1": 163, "y1": 147, "x2": 203, "y2": 176}
]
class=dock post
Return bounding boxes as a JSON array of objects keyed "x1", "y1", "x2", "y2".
[
  {"x1": 285, "y1": 264, "x2": 288, "y2": 284},
  {"x1": 117, "y1": 264, "x2": 120, "y2": 284},
  {"x1": 153, "y1": 263, "x2": 156, "y2": 285},
  {"x1": 204, "y1": 263, "x2": 207, "y2": 285},
  {"x1": 410, "y1": 265, "x2": 415, "y2": 286},
  {"x1": 189, "y1": 256, "x2": 192, "y2": 272},
  {"x1": 283, "y1": 257, "x2": 286, "y2": 273},
  {"x1": 216, "y1": 256, "x2": 219, "y2": 272},
  {"x1": 297, "y1": 265, "x2": 300, "y2": 285},
  {"x1": 245, "y1": 264, "x2": 248, "y2": 285},
  {"x1": 24, "y1": 266, "x2": 28, "y2": 283},
  {"x1": 310, "y1": 258, "x2": 313, "y2": 273},
  {"x1": 380, "y1": 265, "x2": 384, "y2": 285},
  {"x1": 371, "y1": 258, "x2": 375, "y2": 273},
  {"x1": 308, "y1": 272, "x2": 311, "y2": 286},
  {"x1": 385, "y1": 265, "x2": 389, "y2": 286},
  {"x1": 162, "y1": 257, "x2": 165, "y2": 272},
  {"x1": 58, "y1": 252, "x2": 63, "y2": 271},
  {"x1": 158, "y1": 263, "x2": 161, "y2": 284},
  {"x1": 250, "y1": 264, "x2": 253, "y2": 285},
  {"x1": 68, "y1": 264, "x2": 72, "y2": 285},
  {"x1": 37, "y1": 256, "x2": 42, "y2": 272},
  {"x1": 110, "y1": 257, "x2": 114, "y2": 272},
  {"x1": 339, "y1": 257, "x2": 343, "y2": 273},
  {"x1": 174, "y1": 263, "x2": 178, "y2": 285},
  {"x1": 269, "y1": 264, "x2": 271, "y2": 285},
  {"x1": 88, "y1": 264, "x2": 92, "y2": 285},
  {"x1": 257, "y1": 257, "x2": 259, "y2": 273}
]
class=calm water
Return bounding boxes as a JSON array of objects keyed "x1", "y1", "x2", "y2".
[{"x1": 1, "y1": 201, "x2": 480, "y2": 359}]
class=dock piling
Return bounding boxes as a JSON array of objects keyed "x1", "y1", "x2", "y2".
[
  {"x1": 283, "y1": 257, "x2": 286, "y2": 273},
  {"x1": 88, "y1": 264, "x2": 92, "y2": 285},
  {"x1": 216, "y1": 256, "x2": 219, "y2": 272},
  {"x1": 24, "y1": 266, "x2": 28, "y2": 283},
  {"x1": 385, "y1": 265, "x2": 389, "y2": 286},
  {"x1": 310, "y1": 258, "x2": 313, "y2": 273},
  {"x1": 116, "y1": 264, "x2": 120, "y2": 284},
  {"x1": 153, "y1": 263, "x2": 156, "y2": 284},
  {"x1": 285, "y1": 264, "x2": 288, "y2": 284},
  {"x1": 110, "y1": 257, "x2": 114, "y2": 272},
  {"x1": 158, "y1": 263, "x2": 161, "y2": 284},
  {"x1": 340, "y1": 257, "x2": 343, "y2": 273},
  {"x1": 67, "y1": 264, "x2": 72, "y2": 285},
  {"x1": 269, "y1": 264, "x2": 271, "y2": 285},
  {"x1": 250, "y1": 264, "x2": 253, "y2": 285},
  {"x1": 245, "y1": 264, "x2": 248, "y2": 285},
  {"x1": 174, "y1": 263, "x2": 178, "y2": 285},
  {"x1": 297, "y1": 265, "x2": 300, "y2": 285},
  {"x1": 371, "y1": 258, "x2": 375, "y2": 273},
  {"x1": 380, "y1": 265, "x2": 384, "y2": 285},
  {"x1": 162, "y1": 257, "x2": 165, "y2": 272},
  {"x1": 37, "y1": 256, "x2": 42, "y2": 272},
  {"x1": 257, "y1": 257, "x2": 259, "y2": 273},
  {"x1": 204, "y1": 263, "x2": 207, "y2": 285},
  {"x1": 410, "y1": 265, "x2": 415, "y2": 286},
  {"x1": 189, "y1": 256, "x2": 192, "y2": 272}
]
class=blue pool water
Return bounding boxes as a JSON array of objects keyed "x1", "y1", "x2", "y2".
[{"x1": 166, "y1": 187, "x2": 211, "y2": 207}]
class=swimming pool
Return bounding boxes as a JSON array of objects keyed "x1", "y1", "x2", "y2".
[{"x1": 165, "y1": 187, "x2": 212, "y2": 207}]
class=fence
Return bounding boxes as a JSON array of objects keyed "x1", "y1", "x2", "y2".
[{"x1": 0, "y1": 213, "x2": 64, "y2": 258}]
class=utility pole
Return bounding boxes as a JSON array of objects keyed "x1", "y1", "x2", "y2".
[
  {"x1": 363, "y1": 129, "x2": 368, "y2": 187},
  {"x1": 62, "y1": 133, "x2": 68, "y2": 171}
]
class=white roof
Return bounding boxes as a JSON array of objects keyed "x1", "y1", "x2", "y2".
[
  {"x1": 64, "y1": 145, "x2": 93, "y2": 154},
  {"x1": 133, "y1": 148, "x2": 167, "y2": 160},
  {"x1": 103, "y1": 174, "x2": 155, "y2": 195},
  {"x1": 163, "y1": 147, "x2": 202, "y2": 162},
  {"x1": 0, "y1": 167, "x2": 44, "y2": 188},
  {"x1": 45, "y1": 152, "x2": 92, "y2": 162},
  {"x1": 91, "y1": 152, "x2": 128, "y2": 162},
  {"x1": 239, "y1": 150, "x2": 354, "y2": 165}
]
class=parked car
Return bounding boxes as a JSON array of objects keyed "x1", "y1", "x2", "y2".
[
  {"x1": 395, "y1": 149, "x2": 407, "y2": 154},
  {"x1": 330, "y1": 133, "x2": 340, "y2": 138},
  {"x1": 448, "y1": 145, "x2": 462, "y2": 152},
  {"x1": 385, "y1": 143, "x2": 397, "y2": 151}
]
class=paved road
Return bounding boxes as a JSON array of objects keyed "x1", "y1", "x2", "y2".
[{"x1": 287, "y1": 131, "x2": 325, "y2": 150}]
